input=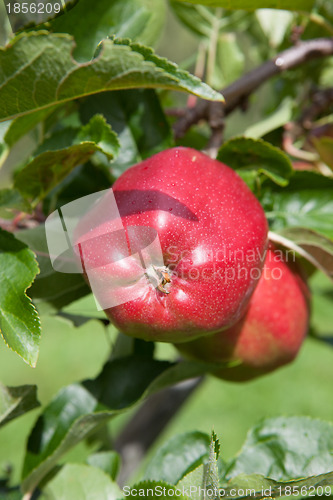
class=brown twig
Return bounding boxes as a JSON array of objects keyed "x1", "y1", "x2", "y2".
[
  {"x1": 299, "y1": 87, "x2": 333, "y2": 129},
  {"x1": 114, "y1": 377, "x2": 203, "y2": 486},
  {"x1": 173, "y1": 38, "x2": 333, "y2": 141}
]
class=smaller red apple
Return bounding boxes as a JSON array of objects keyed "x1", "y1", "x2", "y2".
[{"x1": 176, "y1": 245, "x2": 310, "y2": 381}]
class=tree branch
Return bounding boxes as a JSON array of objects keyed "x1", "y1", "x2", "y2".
[
  {"x1": 173, "y1": 38, "x2": 333, "y2": 140},
  {"x1": 114, "y1": 377, "x2": 203, "y2": 486}
]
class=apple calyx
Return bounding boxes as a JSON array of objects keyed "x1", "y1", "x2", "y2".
[{"x1": 145, "y1": 265, "x2": 171, "y2": 294}]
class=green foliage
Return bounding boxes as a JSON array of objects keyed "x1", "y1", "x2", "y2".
[
  {"x1": 122, "y1": 418, "x2": 333, "y2": 500},
  {"x1": 172, "y1": 0, "x2": 314, "y2": 11},
  {"x1": 14, "y1": 114, "x2": 119, "y2": 203},
  {"x1": 17, "y1": 225, "x2": 90, "y2": 312},
  {"x1": 0, "y1": 229, "x2": 40, "y2": 366},
  {"x1": 41, "y1": 463, "x2": 123, "y2": 500},
  {"x1": 262, "y1": 172, "x2": 333, "y2": 239},
  {"x1": 0, "y1": 33, "x2": 223, "y2": 122},
  {"x1": 79, "y1": 89, "x2": 173, "y2": 178},
  {"x1": 144, "y1": 431, "x2": 211, "y2": 484},
  {"x1": 42, "y1": 0, "x2": 167, "y2": 61},
  {"x1": 225, "y1": 416, "x2": 333, "y2": 480},
  {"x1": 21, "y1": 357, "x2": 217, "y2": 493},
  {"x1": 86, "y1": 451, "x2": 121, "y2": 481},
  {"x1": 0, "y1": 383, "x2": 40, "y2": 428},
  {"x1": 270, "y1": 227, "x2": 333, "y2": 280},
  {"x1": 217, "y1": 137, "x2": 293, "y2": 187}
]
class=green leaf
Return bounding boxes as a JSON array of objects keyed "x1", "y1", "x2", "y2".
[
  {"x1": 77, "y1": 114, "x2": 120, "y2": 159},
  {"x1": 4, "y1": 105, "x2": 61, "y2": 148},
  {"x1": 79, "y1": 89, "x2": 173, "y2": 178},
  {"x1": 0, "y1": 229, "x2": 41, "y2": 367},
  {"x1": 86, "y1": 451, "x2": 120, "y2": 481},
  {"x1": 170, "y1": 3, "x2": 249, "y2": 40},
  {"x1": 217, "y1": 137, "x2": 293, "y2": 187},
  {"x1": 177, "y1": 465, "x2": 205, "y2": 500},
  {"x1": 172, "y1": 0, "x2": 314, "y2": 11},
  {"x1": 262, "y1": 171, "x2": 333, "y2": 239},
  {"x1": 0, "y1": 383, "x2": 40, "y2": 428},
  {"x1": 255, "y1": 9, "x2": 294, "y2": 48},
  {"x1": 212, "y1": 33, "x2": 245, "y2": 89},
  {"x1": 0, "y1": 33, "x2": 223, "y2": 123},
  {"x1": 269, "y1": 227, "x2": 333, "y2": 281},
  {"x1": 14, "y1": 143, "x2": 103, "y2": 203},
  {"x1": 22, "y1": 358, "x2": 216, "y2": 494},
  {"x1": 170, "y1": 2, "x2": 220, "y2": 38},
  {"x1": 0, "y1": 189, "x2": 31, "y2": 217},
  {"x1": 14, "y1": 114, "x2": 119, "y2": 203},
  {"x1": 41, "y1": 463, "x2": 123, "y2": 500},
  {"x1": 124, "y1": 480, "x2": 188, "y2": 500},
  {"x1": 44, "y1": 0, "x2": 167, "y2": 61},
  {"x1": 244, "y1": 97, "x2": 293, "y2": 139},
  {"x1": 225, "y1": 416, "x2": 333, "y2": 481},
  {"x1": 144, "y1": 431, "x2": 211, "y2": 484},
  {"x1": 0, "y1": 489, "x2": 22, "y2": 500},
  {"x1": 202, "y1": 433, "x2": 220, "y2": 500},
  {"x1": 313, "y1": 136, "x2": 333, "y2": 169},
  {"x1": 17, "y1": 225, "x2": 90, "y2": 312}
]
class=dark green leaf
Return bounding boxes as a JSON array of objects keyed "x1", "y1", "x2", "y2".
[
  {"x1": 0, "y1": 33, "x2": 223, "y2": 123},
  {"x1": 144, "y1": 431, "x2": 210, "y2": 484},
  {"x1": 0, "y1": 189, "x2": 31, "y2": 216},
  {"x1": 17, "y1": 225, "x2": 90, "y2": 312},
  {"x1": 4, "y1": 105, "x2": 61, "y2": 148},
  {"x1": 45, "y1": 0, "x2": 167, "y2": 61},
  {"x1": 262, "y1": 171, "x2": 333, "y2": 239},
  {"x1": 0, "y1": 229, "x2": 40, "y2": 367},
  {"x1": 87, "y1": 451, "x2": 120, "y2": 481},
  {"x1": 14, "y1": 143, "x2": 104, "y2": 203},
  {"x1": 172, "y1": 0, "x2": 314, "y2": 11},
  {"x1": 217, "y1": 137, "x2": 292, "y2": 187},
  {"x1": 0, "y1": 489, "x2": 21, "y2": 500},
  {"x1": 22, "y1": 358, "x2": 216, "y2": 493},
  {"x1": 14, "y1": 114, "x2": 119, "y2": 203},
  {"x1": 225, "y1": 416, "x2": 333, "y2": 481},
  {"x1": 41, "y1": 463, "x2": 122, "y2": 500},
  {"x1": 269, "y1": 227, "x2": 333, "y2": 281},
  {"x1": 79, "y1": 89, "x2": 173, "y2": 178},
  {"x1": 0, "y1": 383, "x2": 40, "y2": 428}
]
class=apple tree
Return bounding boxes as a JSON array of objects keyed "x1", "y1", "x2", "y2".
[{"x1": 0, "y1": 0, "x2": 332, "y2": 498}]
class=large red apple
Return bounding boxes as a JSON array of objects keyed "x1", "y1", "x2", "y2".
[
  {"x1": 75, "y1": 147, "x2": 268, "y2": 342},
  {"x1": 176, "y1": 245, "x2": 310, "y2": 380}
]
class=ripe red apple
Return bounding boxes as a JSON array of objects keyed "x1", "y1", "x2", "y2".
[
  {"x1": 176, "y1": 245, "x2": 310, "y2": 380},
  {"x1": 75, "y1": 147, "x2": 268, "y2": 342}
]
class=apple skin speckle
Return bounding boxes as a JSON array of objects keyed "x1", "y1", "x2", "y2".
[
  {"x1": 177, "y1": 245, "x2": 310, "y2": 380},
  {"x1": 76, "y1": 147, "x2": 268, "y2": 343}
]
